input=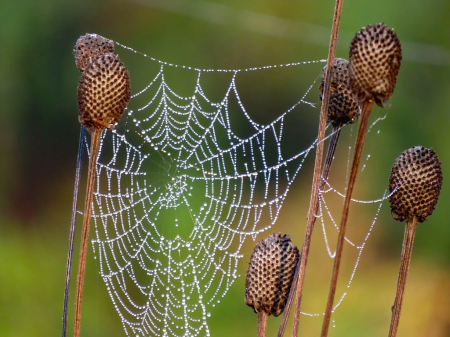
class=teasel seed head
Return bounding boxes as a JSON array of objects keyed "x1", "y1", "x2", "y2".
[
  {"x1": 319, "y1": 58, "x2": 360, "y2": 126},
  {"x1": 389, "y1": 146, "x2": 443, "y2": 223},
  {"x1": 77, "y1": 53, "x2": 131, "y2": 130},
  {"x1": 245, "y1": 233, "x2": 299, "y2": 317},
  {"x1": 73, "y1": 33, "x2": 115, "y2": 73},
  {"x1": 349, "y1": 23, "x2": 402, "y2": 107}
]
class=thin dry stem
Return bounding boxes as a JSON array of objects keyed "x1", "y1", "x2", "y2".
[
  {"x1": 318, "y1": 125, "x2": 342, "y2": 201},
  {"x1": 388, "y1": 217, "x2": 418, "y2": 337},
  {"x1": 73, "y1": 127, "x2": 102, "y2": 337},
  {"x1": 279, "y1": 1, "x2": 344, "y2": 336},
  {"x1": 258, "y1": 311, "x2": 269, "y2": 337},
  {"x1": 276, "y1": 125, "x2": 342, "y2": 337},
  {"x1": 62, "y1": 126, "x2": 85, "y2": 337},
  {"x1": 321, "y1": 98, "x2": 374, "y2": 337},
  {"x1": 276, "y1": 252, "x2": 300, "y2": 337}
]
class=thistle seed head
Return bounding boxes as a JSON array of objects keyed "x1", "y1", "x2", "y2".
[
  {"x1": 245, "y1": 233, "x2": 299, "y2": 317},
  {"x1": 73, "y1": 33, "x2": 115, "y2": 72},
  {"x1": 349, "y1": 23, "x2": 402, "y2": 107},
  {"x1": 319, "y1": 58, "x2": 360, "y2": 126},
  {"x1": 389, "y1": 146, "x2": 442, "y2": 223},
  {"x1": 77, "y1": 53, "x2": 131, "y2": 130}
]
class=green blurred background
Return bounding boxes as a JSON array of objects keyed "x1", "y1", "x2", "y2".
[{"x1": 1, "y1": 0, "x2": 450, "y2": 336}]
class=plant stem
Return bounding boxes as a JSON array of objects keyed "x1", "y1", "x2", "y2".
[
  {"x1": 321, "y1": 98, "x2": 373, "y2": 337},
  {"x1": 388, "y1": 216, "x2": 418, "y2": 337},
  {"x1": 318, "y1": 125, "x2": 342, "y2": 200},
  {"x1": 73, "y1": 127, "x2": 102, "y2": 337},
  {"x1": 277, "y1": 1, "x2": 344, "y2": 337},
  {"x1": 275, "y1": 125, "x2": 341, "y2": 337},
  {"x1": 276, "y1": 127, "x2": 343, "y2": 337},
  {"x1": 290, "y1": 126, "x2": 343, "y2": 337},
  {"x1": 258, "y1": 311, "x2": 269, "y2": 337},
  {"x1": 62, "y1": 126, "x2": 86, "y2": 337}
]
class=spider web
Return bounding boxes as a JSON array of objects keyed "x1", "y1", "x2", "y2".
[{"x1": 88, "y1": 43, "x2": 389, "y2": 336}]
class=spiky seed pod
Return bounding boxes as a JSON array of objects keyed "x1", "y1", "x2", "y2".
[
  {"x1": 77, "y1": 53, "x2": 131, "y2": 130},
  {"x1": 73, "y1": 33, "x2": 115, "y2": 73},
  {"x1": 245, "y1": 233, "x2": 299, "y2": 317},
  {"x1": 319, "y1": 58, "x2": 360, "y2": 126},
  {"x1": 389, "y1": 146, "x2": 443, "y2": 223},
  {"x1": 349, "y1": 23, "x2": 402, "y2": 106}
]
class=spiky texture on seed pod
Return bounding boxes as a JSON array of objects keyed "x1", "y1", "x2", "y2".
[
  {"x1": 349, "y1": 23, "x2": 402, "y2": 107},
  {"x1": 73, "y1": 33, "x2": 115, "y2": 73},
  {"x1": 245, "y1": 233, "x2": 299, "y2": 317},
  {"x1": 77, "y1": 53, "x2": 131, "y2": 130},
  {"x1": 319, "y1": 58, "x2": 360, "y2": 126},
  {"x1": 389, "y1": 146, "x2": 443, "y2": 223}
]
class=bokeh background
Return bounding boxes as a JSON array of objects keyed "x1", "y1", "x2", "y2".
[{"x1": 1, "y1": 0, "x2": 450, "y2": 336}]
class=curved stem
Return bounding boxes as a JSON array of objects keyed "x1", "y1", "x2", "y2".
[
  {"x1": 388, "y1": 217, "x2": 418, "y2": 337},
  {"x1": 62, "y1": 126, "x2": 85, "y2": 337},
  {"x1": 73, "y1": 127, "x2": 102, "y2": 337},
  {"x1": 321, "y1": 98, "x2": 373, "y2": 337}
]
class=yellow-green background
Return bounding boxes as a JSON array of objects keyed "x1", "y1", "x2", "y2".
[{"x1": 1, "y1": 0, "x2": 450, "y2": 336}]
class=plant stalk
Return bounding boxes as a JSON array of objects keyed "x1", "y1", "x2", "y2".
[
  {"x1": 388, "y1": 216, "x2": 418, "y2": 337},
  {"x1": 277, "y1": 1, "x2": 344, "y2": 336},
  {"x1": 62, "y1": 126, "x2": 86, "y2": 337},
  {"x1": 318, "y1": 125, "x2": 342, "y2": 201},
  {"x1": 73, "y1": 127, "x2": 102, "y2": 337},
  {"x1": 258, "y1": 311, "x2": 269, "y2": 337},
  {"x1": 321, "y1": 98, "x2": 373, "y2": 337},
  {"x1": 276, "y1": 127, "x2": 343, "y2": 337}
]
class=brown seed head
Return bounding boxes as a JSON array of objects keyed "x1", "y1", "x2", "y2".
[
  {"x1": 77, "y1": 53, "x2": 131, "y2": 130},
  {"x1": 73, "y1": 33, "x2": 115, "y2": 72},
  {"x1": 349, "y1": 23, "x2": 402, "y2": 107},
  {"x1": 389, "y1": 146, "x2": 443, "y2": 223},
  {"x1": 319, "y1": 58, "x2": 360, "y2": 126},
  {"x1": 245, "y1": 233, "x2": 299, "y2": 317}
]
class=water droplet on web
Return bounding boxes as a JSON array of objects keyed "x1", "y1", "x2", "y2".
[{"x1": 90, "y1": 46, "x2": 385, "y2": 336}]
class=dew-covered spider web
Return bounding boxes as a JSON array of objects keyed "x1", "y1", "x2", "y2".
[{"x1": 87, "y1": 42, "x2": 392, "y2": 336}]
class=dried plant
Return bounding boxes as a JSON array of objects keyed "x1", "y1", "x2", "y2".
[
  {"x1": 73, "y1": 34, "x2": 115, "y2": 73},
  {"x1": 70, "y1": 35, "x2": 131, "y2": 337},
  {"x1": 278, "y1": 57, "x2": 360, "y2": 337},
  {"x1": 64, "y1": 12, "x2": 443, "y2": 337},
  {"x1": 321, "y1": 23, "x2": 402, "y2": 337},
  {"x1": 388, "y1": 146, "x2": 442, "y2": 336},
  {"x1": 62, "y1": 33, "x2": 118, "y2": 337},
  {"x1": 245, "y1": 234, "x2": 299, "y2": 337},
  {"x1": 318, "y1": 57, "x2": 360, "y2": 193},
  {"x1": 277, "y1": 2, "x2": 345, "y2": 336}
]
